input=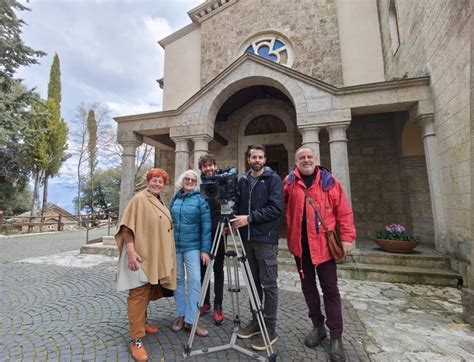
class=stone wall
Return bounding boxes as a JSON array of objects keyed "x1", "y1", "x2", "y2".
[
  {"x1": 346, "y1": 113, "x2": 431, "y2": 241},
  {"x1": 199, "y1": 0, "x2": 343, "y2": 86},
  {"x1": 378, "y1": 0, "x2": 471, "y2": 258}
]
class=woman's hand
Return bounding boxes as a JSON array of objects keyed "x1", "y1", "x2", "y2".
[
  {"x1": 127, "y1": 249, "x2": 143, "y2": 271},
  {"x1": 201, "y1": 252, "x2": 210, "y2": 266}
]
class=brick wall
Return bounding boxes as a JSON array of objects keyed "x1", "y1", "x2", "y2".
[
  {"x1": 378, "y1": 0, "x2": 471, "y2": 257},
  {"x1": 199, "y1": 0, "x2": 343, "y2": 86}
]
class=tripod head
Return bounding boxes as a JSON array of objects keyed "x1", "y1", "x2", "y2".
[{"x1": 218, "y1": 199, "x2": 235, "y2": 219}]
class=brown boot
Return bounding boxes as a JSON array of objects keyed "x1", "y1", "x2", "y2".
[
  {"x1": 184, "y1": 322, "x2": 209, "y2": 337},
  {"x1": 171, "y1": 316, "x2": 184, "y2": 332},
  {"x1": 129, "y1": 338, "x2": 148, "y2": 361},
  {"x1": 145, "y1": 323, "x2": 159, "y2": 334}
]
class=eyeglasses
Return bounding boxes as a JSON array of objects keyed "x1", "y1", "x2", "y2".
[{"x1": 184, "y1": 177, "x2": 197, "y2": 184}]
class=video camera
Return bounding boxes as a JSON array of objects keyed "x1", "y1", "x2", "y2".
[{"x1": 200, "y1": 167, "x2": 238, "y2": 202}]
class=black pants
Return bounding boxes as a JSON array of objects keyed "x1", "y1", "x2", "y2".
[{"x1": 201, "y1": 234, "x2": 225, "y2": 308}]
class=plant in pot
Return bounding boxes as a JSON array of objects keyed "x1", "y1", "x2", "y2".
[{"x1": 373, "y1": 223, "x2": 420, "y2": 253}]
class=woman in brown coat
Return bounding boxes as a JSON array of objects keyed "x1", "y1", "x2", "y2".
[{"x1": 115, "y1": 168, "x2": 176, "y2": 361}]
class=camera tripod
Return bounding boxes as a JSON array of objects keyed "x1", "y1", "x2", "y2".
[{"x1": 183, "y1": 208, "x2": 277, "y2": 361}]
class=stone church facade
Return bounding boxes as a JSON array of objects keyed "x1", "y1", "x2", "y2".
[{"x1": 114, "y1": 0, "x2": 473, "y2": 321}]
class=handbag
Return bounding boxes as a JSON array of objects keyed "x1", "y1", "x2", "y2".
[{"x1": 302, "y1": 188, "x2": 346, "y2": 261}]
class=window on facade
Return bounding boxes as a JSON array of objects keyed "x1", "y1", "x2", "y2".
[
  {"x1": 388, "y1": 0, "x2": 400, "y2": 54},
  {"x1": 245, "y1": 36, "x2": 293, "y2": 67},
  {"x1": 244, "y1": 115, "x2": 287, "y2": 135}
]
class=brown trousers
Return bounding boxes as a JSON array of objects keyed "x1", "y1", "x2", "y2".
[{"x1": 128, "y1": 283, "x2": 163, "y2": 339}]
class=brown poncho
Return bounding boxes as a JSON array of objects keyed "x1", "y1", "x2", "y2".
[{"x1": 115, "y1": 189, "x2": 176, "y2": 290}]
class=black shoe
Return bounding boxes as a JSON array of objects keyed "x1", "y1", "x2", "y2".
[
  {"x1": 329, "y1": 338, "x2": 346, "y2": 361},
  {"x1": 251, "y1": 328, "x2": 278, "y2": 351},
  {"x1": 304, "y1": 325, "x2": 327, "y2": 348}
]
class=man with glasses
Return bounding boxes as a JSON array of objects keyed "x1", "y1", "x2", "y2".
[
  {"x1": 198, "y1": 154, "x2": 226, "y2": 325},
  {"x1": 231, "y1": 144, "x2": 283, "y2": 351}
]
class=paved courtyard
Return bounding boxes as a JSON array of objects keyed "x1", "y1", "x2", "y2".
[{"x1": 1, "y1": 232, "x2": 473, "y2": 361}]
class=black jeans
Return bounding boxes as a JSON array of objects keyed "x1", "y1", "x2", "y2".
[
  {"x1": 201, "y1": 234, "x2": 225, "y2": 308},
  {"x1": 243, "y1": 241, "x2": 278, "y2": 329}
]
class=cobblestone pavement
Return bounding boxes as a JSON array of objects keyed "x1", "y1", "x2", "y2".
[
  {"x1": 2, "y1": 242, "x2": 473, "y2": 361},
  {"x1": 0, "y1": 227, "x2": 110, "y2": 264}
]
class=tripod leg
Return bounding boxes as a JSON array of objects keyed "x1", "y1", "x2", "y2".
[{"x1": 227, "y1": 225, "x2": 276, "y2": 358}]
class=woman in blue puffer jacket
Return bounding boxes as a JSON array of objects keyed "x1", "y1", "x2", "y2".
[{"x1": 169, "y1": 169, "x2": 211, "y2": 337}]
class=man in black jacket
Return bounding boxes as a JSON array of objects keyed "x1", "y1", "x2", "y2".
[
  {"x1": 198, "y1": 154, "x2": 226, "y2": 325},
  {"x1": 231, "y1": 144, "x2": 283, "y2": 351}
]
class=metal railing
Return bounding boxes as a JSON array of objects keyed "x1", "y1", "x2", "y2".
[{"x1": 84, "y1": 206, "x2": 119, "y2": 244}]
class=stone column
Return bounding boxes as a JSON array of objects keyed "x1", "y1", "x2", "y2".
[
  {"x1": 300, "y1": 127, "x2": 321, "y2": 165},
  {"x1": 192, "y1": 135, "x2": 212, "y2": 171},
  {"x1": 328, "y1": 124, "x2": 352, "y2": 203},
  {"x1": 414, "y1": 114, "x2": 447, "y2": 249},
  {"x1": 172, "y1": 137, "x2": 190, "y2": 181},
  {"x1": 154, "y1": 147, "x2": 161, "y2": 168},
  {"x1": 118, "y1": 133, "x2": 143, "y2": 218}
]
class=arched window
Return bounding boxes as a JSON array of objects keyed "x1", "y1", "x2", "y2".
[
  {"x1": 244, "y1": 36, "x2": 293, "y2": 67},
  {"x1": 244, "y1": 115, "x2": 287, "y2": 135}
]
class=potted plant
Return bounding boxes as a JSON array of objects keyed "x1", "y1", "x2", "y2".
[{"x1": 373, "y1": 223, "x2": 420, "y2": 253}]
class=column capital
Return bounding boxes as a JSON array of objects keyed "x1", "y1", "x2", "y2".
[
  {"x1": 117, "y1": 132, "x2": 143, "y2": 148},
  {"x1": 328, "y1": 123, "x2": 350, "y2": 143},
  {"x1": 192, "y1": 134, "x2": 213, "y2": 142},
  {"x1": 413, "y1": 114, "x2": 436, "y2": 139},
  {"x1": 171, "y1": 137, "x2": 190, "y2": 152}
]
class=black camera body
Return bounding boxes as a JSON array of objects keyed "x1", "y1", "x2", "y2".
[{"x1": 200, "y1": 167, "x2": 238, "y2": 202}]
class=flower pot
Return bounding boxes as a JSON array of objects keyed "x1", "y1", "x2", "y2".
[{"x1": 373, "y1": 238, "x2": 420, "y2": 253}]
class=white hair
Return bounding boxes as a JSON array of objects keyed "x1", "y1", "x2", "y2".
[
  {"x1": 175, "y1": 169, "x2": 200, "y2": 191},
  {"x1": 295, "y1": 145, "x2": 316, "y2": 160}
]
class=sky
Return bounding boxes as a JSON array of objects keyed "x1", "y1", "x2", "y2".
[{"x1": 16, "y1": 0, "x2": 203, "y2": 212}]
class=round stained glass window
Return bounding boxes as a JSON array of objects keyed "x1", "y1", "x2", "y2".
[{"x1": 244, "y1": 36, "x2": 293, "y2": 67}]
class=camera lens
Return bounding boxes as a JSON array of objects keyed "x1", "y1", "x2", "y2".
[{"x1": 204, "y1": 183, "x2": 219, "y2": 198}]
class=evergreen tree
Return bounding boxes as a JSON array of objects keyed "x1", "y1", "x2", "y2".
[
  {"x1": 41, "y1": 54, "x2": 69, "y2": 215},
  {"x1": 0, "y1": 0, "x2": 45, "y2": 214}
]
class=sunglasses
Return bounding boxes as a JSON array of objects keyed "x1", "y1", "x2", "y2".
[{"x1": 184, "y1": 177, "x2": 197, "y2": 184}]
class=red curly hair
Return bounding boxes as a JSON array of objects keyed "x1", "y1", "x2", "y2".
[{"x1": 146, "y1": 168, "x2": 169, "y2": 184}]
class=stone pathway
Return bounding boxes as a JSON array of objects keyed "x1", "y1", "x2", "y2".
[{"x1": 1, "y1": 243, "x2": 473, "y2": 361}]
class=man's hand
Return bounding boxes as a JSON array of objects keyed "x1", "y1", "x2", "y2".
[
  {"x1": 201, "y1": 252, "x2": 210, "y2": 266},
  {"x1": 127, "y1": 249, "x2": 143, "y2": 271},
  {"x1": 231, "y1": 215, "x2": 249, "y2": 229},
  {"x1": 342, "y1": 241, "x2": 354, "y2": 255}
]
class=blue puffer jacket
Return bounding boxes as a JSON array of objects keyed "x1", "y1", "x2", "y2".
[{"x1": 169, "y1": 190, "x2": 212, "y2": 254}]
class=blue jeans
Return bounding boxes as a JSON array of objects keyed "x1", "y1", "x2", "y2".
[{"x1": 175, "y1": 250, "x2": 201, "y2": 324}]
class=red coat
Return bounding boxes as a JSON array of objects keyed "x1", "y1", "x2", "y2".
[{"x1": 284, "y1": 167, "x2": 356, "y2": 266}]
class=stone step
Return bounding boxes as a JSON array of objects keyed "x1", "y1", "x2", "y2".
[
  {"x1": 277, "y1": 241, "x2": 450, "y2": 269},
  {"x1": 80, "y1": 243, "x2": 119, "y2": 257},
  {"x1": 277, "y1": 256, "x2": 461, "y2": 287},
  {"x1": 337, "y1": 262, "x2": 462, "y2": 287}
]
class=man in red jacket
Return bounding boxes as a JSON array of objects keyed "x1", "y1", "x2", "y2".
[{"x1": 284, "y1": 146, "x2": 356, "y2": 362}]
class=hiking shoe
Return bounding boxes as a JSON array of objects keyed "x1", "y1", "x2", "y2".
[
  {"x1": 304, "y1": 325, "x2": 327, "y2": 347},
  {"x1": 251, "y1": 328, "x2": 278, "y2": 351},
  {"x1": 237, "y1": 319, "x2": 260, "y2": 339},
  {"x1": 212, "y1": 306, "x2": 224, "y2": 325},
  {"x1": 129, "y1": 338, "x2": 148, "y2": 361},
  {"x1": 200, "y1": 303, "x2": 211, "y2": 315}
]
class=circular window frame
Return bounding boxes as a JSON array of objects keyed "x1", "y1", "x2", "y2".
[{"x1": 239, "y1": 32, "x2": 294, "y2": 67}]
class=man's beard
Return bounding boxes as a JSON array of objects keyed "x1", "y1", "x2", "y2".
[{"x1": 250, "y1": 163, "x2": 263, "y2": 172}]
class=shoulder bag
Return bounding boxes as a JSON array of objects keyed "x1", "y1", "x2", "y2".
[{"x1": 302, "y1": 188, "x2": 346, "y2": 261}]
